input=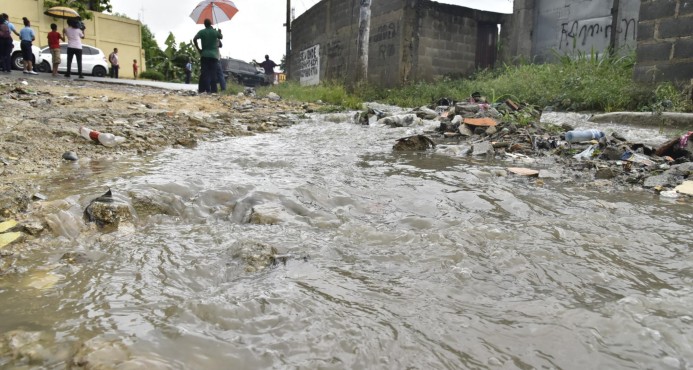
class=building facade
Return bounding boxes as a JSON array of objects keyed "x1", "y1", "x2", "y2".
[
  {"x1": 290, "y1": 0, "x2": 509, "y2": 87},
  {"x1": 633, "y1": 0, "x2": 693, "y2": 84}
]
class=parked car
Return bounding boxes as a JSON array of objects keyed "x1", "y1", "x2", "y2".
[
  {"x1": 11, "y1": 40, "x2": 43, "y2": 70},
  {"x1": 37, "y1": 43, "x2": 108, "y2": 77},
  {"x1": 220, "y1": 57, "x2": 267, "y2": 87}
]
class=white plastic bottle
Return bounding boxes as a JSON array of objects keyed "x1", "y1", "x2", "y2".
[
  {"x1": 565, "y1": 129, "x2": 605, "y2": 143},
  {"x1": 78, "y1": 126, "x2": 125, "y2": 147},
  {"x1": 96, "y1": 133, "x2": 126, "y2": 147}
]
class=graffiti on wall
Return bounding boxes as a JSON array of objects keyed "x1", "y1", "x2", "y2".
[
  {"x1": 559, "y1": 17, "x2": 637, "y2": 50},
  {"x1": 299, "y1": 44, "x2": 320, "y2": 86},
  {"x1": 370, "y1": 21, "x2": 399, "y2": 60}
]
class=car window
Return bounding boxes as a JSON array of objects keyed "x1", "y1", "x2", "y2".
[
  {"x1": 83, "y1": 46, "x2": 94, "y2": 55},
  {"x1": 60, "y1": 45, "x2": 68, "y2": 54}
]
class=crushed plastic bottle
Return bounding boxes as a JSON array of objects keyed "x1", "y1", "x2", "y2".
[
  {"x1": 78, "y1": 126, "x2": 125, "y2": 147},
  {"x1": 565, "y1": 129, "x2": 605, "y2": 143}
]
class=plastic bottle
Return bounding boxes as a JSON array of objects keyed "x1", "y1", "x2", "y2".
[
  {"x1": 79, "y1": 126, "x2": 100, "y2": 141},
  {"x1": 565, "y1": 129, "x2": 605, "y2": 143},
  {"x1": 78, "y1": 126, "x2": 125, "y2": 147}
]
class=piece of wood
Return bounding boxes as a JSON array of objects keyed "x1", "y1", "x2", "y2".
[{"x1": 507, "y1": 167, "x2": 540, "y2": 177}]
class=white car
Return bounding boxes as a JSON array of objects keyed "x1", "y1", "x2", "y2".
[
  {"x1": 11, "y1": 40, "x2": 44, "y2": 70},
  {"x1": 37, "y1": 43, "x2": 108, "y2": 77}
]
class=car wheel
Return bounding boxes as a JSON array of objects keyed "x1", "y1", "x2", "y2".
[
  {"x1": 11, "y1": 53, "x2": 24, "y2": 70},
  {"x1": 36, "y1": 60, "x2": 51, "y2": 73},
  {"x1": 92, "y1": 65, "x2": 107, "y2": 77}
]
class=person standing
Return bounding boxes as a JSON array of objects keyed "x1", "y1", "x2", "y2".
[
  {"x1": 132, "y1": 59, "x2": 138, "y2": 79},
  {"x1": 109, "y1": 48, "x2": 119, "y2": 78},
  {"x1": 256, "y1": 55, "x2": 278, "y2": 85},
  {"x1": 184, "y1": 58, "x2": 192, "y2": 84},
  {"x1": 0, "y1": 14, "x2": 19, "y2": 73},
  {"x1": 19, "y1": 17, "x2": 37, "y2": 74},
  {"x1": 63, "y1": 19, "x2": 84, "y2": 78},
  {"x1": 47, "y1": 23, "x2": 64, "y2": 77},
  {"x1": 193, "y1": 19, "x2": 222, "y2": 94}
]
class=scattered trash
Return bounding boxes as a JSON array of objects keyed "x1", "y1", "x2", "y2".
[
  {"x1": 0, "y1": 219, "x2": 18, "y2": 233},
  {"x1": 0, "y1": 231, "x2": 22, "y2": 249},
  {"x1": 565, "y1": 129, "x2": 605, "y2": 143},
  {"x1": 351, "y1": 92, "x2": 691, "y2": 195},
  {"x1": 675, "y1": 181, "x2": 693, "y2": 196},
  {"x1": 573, "y1": 144, "x2": 597, "y2": 160},
  {"x1": 79, "y1": 126, "x2": 126, "y2": 147},
  {"x1": 463, "y1": 117, "x2": 498, "y2": 127},
  {"x1": 621, "y1": 151, "x2": 655, "y2": 166}
]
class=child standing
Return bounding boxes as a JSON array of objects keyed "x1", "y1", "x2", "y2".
[
  {"x1": 47, "y1": 23, "x2": 64, "y2": 76},
  {"x1": 132, "y1": 59, "x2": 138, "y2": 79}
]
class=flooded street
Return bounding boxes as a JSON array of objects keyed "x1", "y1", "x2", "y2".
[{"x1": 1, "y1": 112, "x2": 691, "y2": 369}]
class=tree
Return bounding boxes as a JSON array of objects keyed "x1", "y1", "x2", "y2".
[
  {"x1": 141, "y1": 24, "x2": 163, "y2": 70},
  {"x1": 44, "y1": 0, "x2": 112, "y2": 20}
]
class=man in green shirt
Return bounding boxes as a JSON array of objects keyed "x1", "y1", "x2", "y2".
[{"x1": 193, "y1": 19, "x2": 222, "y2": 93}]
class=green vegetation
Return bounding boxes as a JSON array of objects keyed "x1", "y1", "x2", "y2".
[
  {"x1": 258, "y1": 52, "x2": 692, "y2": 114},
  {"x1": 138, "y1": 70, "x2": 165, "y2": 81}
]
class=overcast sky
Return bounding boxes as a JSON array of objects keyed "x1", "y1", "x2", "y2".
[{"x1": 110, "y1": 0, "x2": 513, "y2": 65}]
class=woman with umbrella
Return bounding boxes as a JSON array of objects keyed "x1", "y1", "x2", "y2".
[{"x1": 63, "y1": 18, "x2": 84, "y2": 78}]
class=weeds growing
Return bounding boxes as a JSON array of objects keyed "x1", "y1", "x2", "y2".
[{"x1": 255, "y1": 51, "x2": 692, "y2": 113}]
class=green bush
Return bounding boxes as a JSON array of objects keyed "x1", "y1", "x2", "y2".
[
  {"x1": 261, "y1": 51, "x2": 692, "y2": 113},
  {"x1": 138, "y1": 70, "x2": 166, "y2": 81}
]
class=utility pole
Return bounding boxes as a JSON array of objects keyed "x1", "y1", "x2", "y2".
[
  {"x1": 285, "y1": 0, "x2": 291, "y2": 77},
  {"x1": 609, "y1": 0, "x2": 620, "y2": 56},
  {"x1": 356, "y1": 0, "x2": 372, "y2": 82}
]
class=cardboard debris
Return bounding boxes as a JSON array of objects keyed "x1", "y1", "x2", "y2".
[
  {"x1": 463, "y1": 117, "x2": 498, "y2": 127},
  {"x1": 0, "y1": 232, "x2": 22, "y2": 249},
  {"x1": 507, "y1": 167, "x2": 540, "y2": 177},
  {"x1": 674, "y1": 181, "x2": 693, "y2": 196},
  {"x1": 0, "y1": 219, "x2": 18, "y2": 233}
]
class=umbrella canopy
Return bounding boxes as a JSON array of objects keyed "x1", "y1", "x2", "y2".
[
  {"x1": 44, "y1": 6, "x2": 80, "y2": 20},
  {"x1": 190, "y1": 0, "x2": 239, "y2": 25}
]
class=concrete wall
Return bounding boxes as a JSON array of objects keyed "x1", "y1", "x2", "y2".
[
  {"x1": 633, "y1": 0, "x2": 693, "y2": 84},
  {"x1": 0, "y1": 0, "x2": 144, "y2": 78},
  {"x1": 508, "y1": 0, "x2": 640, "y2": 62},
  {"x1": 290, "y1": 0, "x2": 507, "y2": 87},
  {"x1": 412, "y1": 1, "x2": 507, "y2": 81}
]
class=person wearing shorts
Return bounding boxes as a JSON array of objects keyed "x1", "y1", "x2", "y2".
[{"x1": 47, "y1": 23, "x2": 64, "y2": 76}]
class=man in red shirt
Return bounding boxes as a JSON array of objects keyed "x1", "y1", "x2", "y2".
[{"x1": 47, "y1": 23, "x2": 64, "y2": 77}]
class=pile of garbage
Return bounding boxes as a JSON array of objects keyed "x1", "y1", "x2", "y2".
[{"x1": 354, "y1": 93, "x2": 693, "y2": 197}]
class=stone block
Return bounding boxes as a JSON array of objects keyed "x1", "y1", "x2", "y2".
[
  {"x1": 639, "y1": 1, "x2": 677, "y2": 21},
  {"x1": 638, "y1": 22, "x2": 655, "y2": 41},
  {"x1": 674, "y1": 38, "x2": 693, "y2": 58},
  {"x1": 636, "y1": 42, "x2": 673, "y2": 62},
  {"x1": 659, "y1": 17, "x2": 693, "y2": 38},
  {"x1": 681, "y1": 1, "x2": 693, "y2": 16},
  {"x1": 656, "y1": 62, "x2": 693, "y2": 82}
]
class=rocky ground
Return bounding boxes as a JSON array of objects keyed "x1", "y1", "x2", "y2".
[{"x1": 0, "y1": 75, "x2": 316, "y2": 219}]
